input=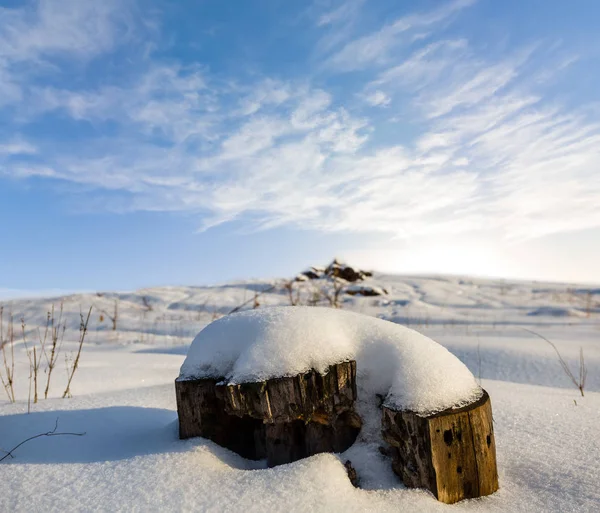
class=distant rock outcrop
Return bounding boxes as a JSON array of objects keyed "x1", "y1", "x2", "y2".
[
  {"x1": 296, "y1": 259, "x2": 373, "y2": 283},
  {"x1": 345, "y1": 284, "x2": 388, "y2": 297}
]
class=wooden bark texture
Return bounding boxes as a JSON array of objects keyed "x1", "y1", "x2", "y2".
[
  {"x1": 381, "y1": 389, "x2": 498, "y2": 504},
  {"x1": 175, "y1": 361, "x2": 361, "y2": 467},
  {"x1": 176, "y1": 358, "x2": 499, "y2": 503}
]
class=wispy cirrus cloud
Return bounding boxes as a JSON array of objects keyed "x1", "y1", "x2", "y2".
[
  {"x1": 0, "y1": 138, "x2": 37, "y2": 156},
  {"x1": 322, "y1": 0, "x2": 477, "y2": 71},
  {"x1": 0, "y1": 0, "x2": 132, "y2": 63},
  {"x1": 1, "y1": 0, "x2": 600, "y2": 245},
  {"x1": 361, "y1": 90, "x2": 391, "y2": 107}
]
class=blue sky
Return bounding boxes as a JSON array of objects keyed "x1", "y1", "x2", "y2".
[{"x1": 2, "y1": 0, "x2": 600, "y2": 295}]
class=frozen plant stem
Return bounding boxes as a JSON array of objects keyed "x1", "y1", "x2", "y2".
[
  {"x1": 99, "y1": 300, "x2": 118, "y2": 330},
  {"x1": 44, "y1": 304, "x2": 65, "y2": 399},
  {"x1": 21, "y1": 320, "x2": 33, "y2": 412},
  {"x1": 523, "y1": 328, "x2": 587, "y2": 397},
  {"x1": 33, "y1": 346, "x2": 38, "y2": 404},
  {"x1": 476, "y1": 336, "x2": 482, "y2": 386},
  {"x1": 228, "y1": 285, "x2": 276, "y2": 315},
  {"x1": 283, "y1": 281, "x2": 299, "y2": 306},
  {"x1": 63, "y1": 306, "x2": 92, "y2": 399},
  {"x1": 0, "y1": 308, "x2": 16, "y2": 402}
]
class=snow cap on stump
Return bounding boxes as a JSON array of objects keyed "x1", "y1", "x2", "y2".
[{"x1": 179, "y1": 306, "x2": 482, "y2": 414}]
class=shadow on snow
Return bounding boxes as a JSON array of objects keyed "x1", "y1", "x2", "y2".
[{"x1": 0, "y1": 406, "x2": 261, "y2": 469}]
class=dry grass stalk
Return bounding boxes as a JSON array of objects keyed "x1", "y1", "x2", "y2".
[
  {"x1": 62, "y1": 306, "x2": 92, "y2": 399},
  {"x1": 283, "y1": 281, "x2": 301, "y2": 306},
  {"x1": 228, "y1": 284, "x2": 276, "y2": 315},
  {"x1": 21, "y1": 320, "x2": 34, "y2": 412},
  {"x1": 21, "y1": 315, "x2": 49, "y2": 405},
  {"x1": 476, "y1": 336, "x2": 482, "y2": 386},
  {"x1": 523, "y1": 328, "x2": 587, "y2": 397},
  {"x1": 44, "y1": 303, "x2": 66, "y2": 399},
  {"x1": 99, "y1": 300, "x2": 118, "y2": 330},
  {"x1": 0, "y1": 307, "x2": 16, "y2": 403}
]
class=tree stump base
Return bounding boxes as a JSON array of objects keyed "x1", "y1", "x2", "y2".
[
  {"x1": 177, "y1": 360, "x2": 499, "y2": 503},
  {"x1": 175, "y1": 361, "x2": 362, "y2": 467},
  {"x1": 382, "y1": 389, "x2": 498, "y2": 504}
]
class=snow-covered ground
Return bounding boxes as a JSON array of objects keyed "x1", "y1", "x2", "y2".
[{"x1": 1, "y1": 272, "x2": 599, "y2": 512}]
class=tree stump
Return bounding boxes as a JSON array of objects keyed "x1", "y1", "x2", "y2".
[
  {"x1": 175, "y1": 361, "x2": 362, "y2": 467},
  {"x1": 381, "y1": 389, "x2": 498, "y2": 504}
]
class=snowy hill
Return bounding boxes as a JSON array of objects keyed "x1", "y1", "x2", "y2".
[{"x1": 1, "y1": 271, "x2": 599, "y2": 511}]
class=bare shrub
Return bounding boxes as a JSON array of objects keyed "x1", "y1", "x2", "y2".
[
  {"x1": 283, "y1": 281, "x2": 299, "y2": 306},
  {"x1": 307, "y1": 288, "x2": 322, "y2": 306},
  {"x1": 285, "y1": 282, "x2": 295, "y2": 306},
  {"x1": 1, "y1": 303, "x2": 91, "y2": 406},
  {"x1": 322, "y1": 277, "x2": 345, "y2": 309}
]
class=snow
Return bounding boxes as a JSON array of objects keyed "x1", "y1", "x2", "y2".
[
  {"x1": 345, "y1": 284, "x2": 387, "y2": 296},
  {"x1": 180, "y1": 306, "x2": 482, "y2": 413},
  {"x1": 1, "y1": 272, "x2": 599, "y2": 512},
  {"x1": 527, "y1": 306, "x2": 586, "y2": 317},
  {"x1": 1, "y1": 380, "x2": 598, "y2": 512}
]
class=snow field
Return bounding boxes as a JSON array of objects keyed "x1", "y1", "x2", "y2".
[{"x1": 0, "y1": 272, "x2": 599, "y2": 512}]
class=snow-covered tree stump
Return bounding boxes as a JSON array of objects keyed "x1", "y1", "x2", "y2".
[
  {"x1": 381, "y1": 389, "x2": 498, "y2": 504},
  {"x1": 175, "y1": 361, "x2": 362, "y2": 467},
  {"x1": 176, "y1": 306, "x2": 499, "y2": 503}
]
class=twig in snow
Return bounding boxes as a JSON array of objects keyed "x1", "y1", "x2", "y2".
[{"x1": 0, "y1": 418, "x2": 86, "y2": 462}]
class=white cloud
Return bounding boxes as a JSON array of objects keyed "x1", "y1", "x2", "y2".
[
  {"x1": 0, "y1": 0, "x2": 132, "y2": 62},
  {"x1": 0, "y1": 138, "x2": 36, "y2": 156},
  {"x1": 235, "y1": 79, "x2": 293, "y2": 116},
  {"x1": 316, "y1": 0, "x2": 366, "y2": 27},
  {"x1": 325, "y1": 0, "x2": 476, "y2": 71},
  {"x1": 363, "y1": 90, "x2": 390, "y2": 107},
  {"x1": 2, "y1": 0, "x2": 600, "y2": 246}
]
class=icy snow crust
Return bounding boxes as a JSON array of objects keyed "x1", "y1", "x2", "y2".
[{"x1": 180, "y1": 306, "x2": 482, "y2": 413}]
